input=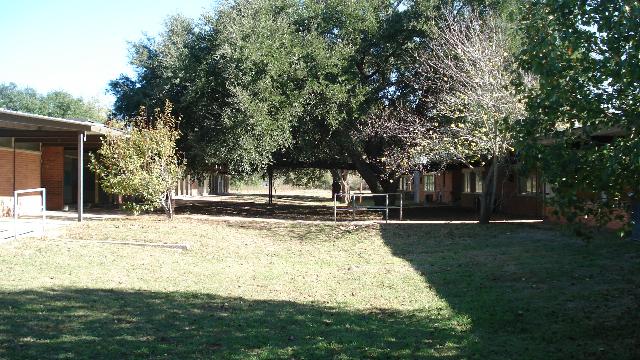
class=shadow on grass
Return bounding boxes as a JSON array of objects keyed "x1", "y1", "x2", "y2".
[
  {"x1": 174, "y1": 194, "x2": 380, "y2": 221},
  {"x1": 174, "y1": 194, "x2": 527, "y2": 222},
  {"x1": 379, "y1": 223, "x2": 640, "y2": 359},
  {"x1": 0, "y1": 288, "x2": 468, "y2": 359}
]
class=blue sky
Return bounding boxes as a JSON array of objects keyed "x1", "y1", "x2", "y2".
[{"x1": 0, "y1": 0, "x2": 216, "y2": 107}]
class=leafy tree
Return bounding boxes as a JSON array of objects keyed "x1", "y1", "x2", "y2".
[
  {"x1": 90, "y1": 102, "x2": 184, "y2": 219},
  {"x1": 109, "y1": 0, "x2": 522, "y2": 199},
  {"x1": 518, "y1": 0, "x2": 639, "y2": 235},
  {"x1": 410, "y1": 11, "x2": 531, "y2": 223},
  {"x1": 0, "y1": 83, "x2": 107, "y2": 121}
]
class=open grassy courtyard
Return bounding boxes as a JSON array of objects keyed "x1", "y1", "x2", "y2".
[{"x1": 0, "y1": 218, "x2": 639, "y2": 359}]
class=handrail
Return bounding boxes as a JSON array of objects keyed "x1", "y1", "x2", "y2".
[
  {"x1": 13, "y1": 187, "x2": 46, "y2": 240},
  {"x1": 333, "y1": 192, "x2": 403, "y2": 222}
]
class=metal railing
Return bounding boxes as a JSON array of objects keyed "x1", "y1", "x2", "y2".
[
  {"x1": 333, "y1": 192, "x2": 403, "y2": 222},
  {"x1": 13, "y1": 187, "x2": 46, "y2": 240}
]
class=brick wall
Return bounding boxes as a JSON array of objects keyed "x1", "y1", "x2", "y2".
[
  {"x1": 41, "y1": 146, "x2": 65, "y2": 210},
  {"x1": 0, "y1": 147, "x2": 42, "y2": 216}
]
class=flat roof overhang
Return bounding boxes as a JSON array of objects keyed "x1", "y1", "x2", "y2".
[{"x1": 0, "y1": 109, "x2": 119, "y2": 149}]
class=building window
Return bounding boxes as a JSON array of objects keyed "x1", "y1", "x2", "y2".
[
  {"x1": 15, "y1": 142, "x2": 40, "y2": 152},
  {"x1": 475, "y1": 171, "x2": 483, "y2": 193},
  {"x1": 463, "y1": 171, "x2": 472, "y2": 193},
  {"x1": 400, "y1": 175, "x2": 412, "y2": 192},
  {"x1": 424, "y1": 174, "x2": 435, "y2": 192},
  {"x1": 520, "y1": 174, "x2": 538, "y2": 194},
  {"x1": 0, "y1": 137, "x2": 12, "y2": 149}
]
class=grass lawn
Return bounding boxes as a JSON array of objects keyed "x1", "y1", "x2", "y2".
[{"x1": 0, "y1": 218, "x2": 638, "y2": 359}]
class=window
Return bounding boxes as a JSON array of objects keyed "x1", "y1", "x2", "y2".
[
  {"x1": 0, "y1": 137, "x2": 12, "y2": 149},
  {"x1": 475, "y1": 172, "x2": 483, "y2": 193},
  {"x1": 15, "y1": 142, "x2": 40, "y2": 152},
  {"x1": 424, "y1": 174, "x2": 435, "y2": 192},
  {"x1": 520, "y1": 174, "x2": 538, "y2": 194},
  {"x1": 400, "y1": 175, "x2": 412, "y2": 191},
  {"x1": 463, "y1": 171, "x2": 472, "y2": 193}
]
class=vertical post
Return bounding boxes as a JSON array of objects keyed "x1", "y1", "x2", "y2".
[
  {"x1": 268, "y1": 168, "x2": 273, "y2": 205},
  {"x1": 333, "y1": 193, "x2": 337, "y2": 222},
  {"x1": 42, "y1": 188, "x2": 46, "y2": 239},
  {"x1": 400, "y1": 193, "x2": 403, "y2": 221},
  {"x1": 385, "y1": 194, "x2": 389, "y2": 223},
  {"x1": 352, "y1": 194, "x2": 356, "y2": 220},
  {"x1": 77, "y1": 132, "x2": 84, "y2": 222},
  {"x1": 13, "y1": 190, "x2": 17, "y2": 240}
]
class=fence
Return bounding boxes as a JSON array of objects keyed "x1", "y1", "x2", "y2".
[{"x1": 333, "y1": 192, "x2": 403, "y2": 222}]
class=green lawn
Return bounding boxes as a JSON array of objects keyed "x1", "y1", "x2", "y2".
[{"x1": 0, "y1": 218, "x2": 638, "y2": 359}]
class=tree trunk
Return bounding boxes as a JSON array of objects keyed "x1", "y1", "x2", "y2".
[
  {"x1": 330, "y1": 169, "x2": 343, "y2": 202},
  {"x1": 349, "y1": 154, "x2": 382, "y2": 194},
  {"x1": 632, "y1": 197, "x2": 640, "y2": 241},
  {"x1": 339, "y1": 170, "x2": 350, "y2": 203},
  {"x1": 479, "y1": 158, "x2": 498, "y2": 224},
  {"x1": 163, "y1": 191, "x2": 174, "y2": 220}
]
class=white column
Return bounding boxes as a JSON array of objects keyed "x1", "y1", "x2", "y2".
[{"x1": 77, "y1": 132, "x2": 84, "y2": 222}]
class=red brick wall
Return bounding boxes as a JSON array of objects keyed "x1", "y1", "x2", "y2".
[
  {"x1": 41, "y1": 146, "x2": 65, "y2": 210},
  {"x1": 0, "y1": 147, "x2": 42, "y2": 216},
  {"x1": 497, "y1": 171, "x2": 544, "y2": 218}
]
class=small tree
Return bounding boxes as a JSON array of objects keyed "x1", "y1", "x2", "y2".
[
  {"x1": 414, "y1": 11, "x2": 532, "y2": 224},
  {"x1": 91, "y1": 102, "x2": 183, "y2": 219}
]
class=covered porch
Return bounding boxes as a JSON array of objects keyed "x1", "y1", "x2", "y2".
[{"x1": 0, "y1": 109, "x2": 115, "y2": 222}]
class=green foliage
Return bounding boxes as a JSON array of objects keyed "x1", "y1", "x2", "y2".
[
  {"x1": 518, "y1": 0, "x2": 640, "y2": 230},
  {"x1": 90, "y1": 102, "x2": 184, "y2": 218},
  {"x1": 277, "y1": 169, "x2": 332, "y2": 189},
  {"x1": 109, "y1": 1, "x2": 524, "y2": 193},
  {"x1": 0, "y1": 83, "x2": 106, "y2": 121}
]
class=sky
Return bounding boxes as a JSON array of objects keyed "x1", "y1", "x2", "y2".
[{"x1": 0, "y1": 0, "x2": 216, "y2": 108}]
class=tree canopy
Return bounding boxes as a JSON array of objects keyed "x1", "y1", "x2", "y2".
[
  {"x1": 518, "y1": 0, "x2": 639, "y2": 230},
  {"x1": 0, "y1": 83, "x2": 107, "y2": 122},
  {"x1": 109, "y1": 0, "x2": 523, "y2": 194}
]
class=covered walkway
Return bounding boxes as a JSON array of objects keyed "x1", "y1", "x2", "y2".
[{"x1": 0, "y1": 109, "x2": 116, "y2": 222}]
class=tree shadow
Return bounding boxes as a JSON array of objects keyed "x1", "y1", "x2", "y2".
[
  {"x1": 174, "y1": 194, "x2": 532, "y2": 222},
  {"x1": 0, "y1": 288, "x2": 469, "y2": 359},
  {"x1": 174, "y1": 195, "x2": 380, "y2": 221},
  {"x1": 379, "y1": 223, "x2": 640, "y2": 359}
]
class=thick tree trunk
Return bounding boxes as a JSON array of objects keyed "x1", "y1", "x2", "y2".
[
  {"x1": 347, "y1": 147, "x2": 402, "y2": 205},
  {"x1": 330, "y1": 169, "x2": 350, "y2": 203},
  {"x1": 339, "y1": 170, "x2": 350, "y2": 203},
  {"x1": 349, "y1": 153, "x2": 383, "y2": 193}
]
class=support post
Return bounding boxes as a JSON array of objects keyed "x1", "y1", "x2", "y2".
[
  {"x1": 268, "y1": 168, "x2": 273, "y2": 205},
  {"x1": 77, "y1": 132, "x2": 84, "y2": 222},
  {"x1": 13, "y1": 190, "x2": 17, "y2": 240},
  {"x1": 352, "y1": 194, "x2": 356, "y2": 220},
  {"x1": 333, "y1": 193, "x2": 337, "y2": 222},
  {"x1": 41, "y1": 188, "x2": 46, "y2": 239},
  {"x1": 400, "y1": 193, "x2": 403, "y2": 221},
  {"x1": 385, "y1": 194, "x2": 389, "y2": 223}
]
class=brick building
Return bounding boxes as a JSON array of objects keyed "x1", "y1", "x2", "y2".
[
  {"x1": 400, "y1": 165, "x2": 547, "y2": 219},
  {"x1": 0, "y1": 109, "x2": 115, "y2": 221}
]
